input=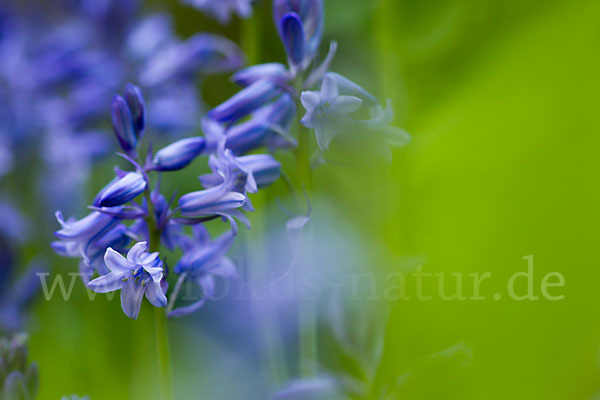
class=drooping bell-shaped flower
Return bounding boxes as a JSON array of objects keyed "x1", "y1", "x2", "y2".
[
  {"x1": 232, "y1": 63, "x2": 291, "y2": 87},
  {"x1": 169, "y1": 226, "x2": 237, "y2": 318},
  {"x1": 54, "y1": 210, "x2": 120, "y2": 262},
  {"x1": 152, "y1": 137, "x2": 206, "y2": 171},
  {"x1": 207, "y1": 79, "x2": 283, "y2": 123},
  {"x1": 236, "y1": 154, "x2": 281, "y2": 189},
  {"x1": 300, "y1": 73, "x2": 363, "y2": 150},
  {"x1": 204, "y1": 94, "x2": 296, "y2": 155},
  {"x1": 95, "y1": 172, "x2": 147, "y2": 208},
  {"x1": 87, "y1": 241, "x2": 167, "y2": 319}
]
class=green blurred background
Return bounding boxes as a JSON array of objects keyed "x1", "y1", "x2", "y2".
[{"x1": 28, "y1": 0, "x2": 600, "y2": 398}]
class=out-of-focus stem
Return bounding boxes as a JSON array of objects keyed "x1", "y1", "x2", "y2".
[
  {"x1": 145, "y1": 191, "x2": 173, "y2": 400},
  {"x1": 294, "y1": 90, "x2": 316, "y2": 377}
]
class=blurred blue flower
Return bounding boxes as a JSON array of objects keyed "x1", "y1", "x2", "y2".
[
  {"x1": 88, "y1": 242, "x2": 166, "y2": 319},
  {"x1": 180, "y1": 0, "x2": 254, "y2": 24},
  {"x1": 169, "y1": 226, "x2": 237, "y2": 318},
  {"x1": 300, "y1": 73, "x2": 363, "y2": 150}
]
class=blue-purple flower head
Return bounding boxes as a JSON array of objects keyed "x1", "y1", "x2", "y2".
[{"x1": 88, "y1": 242, "x2": 166, "y2": 319}]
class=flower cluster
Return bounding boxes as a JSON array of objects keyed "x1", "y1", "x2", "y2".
[
  {"x1": 53, "y1": 84, "x2": 281, "y2": 319},
  {"x1": 200, "y1": 0, "x2": 410, "y2": 160},
  {"x1": 0, "y1": 0, "x2": 243, "y2": 217}
]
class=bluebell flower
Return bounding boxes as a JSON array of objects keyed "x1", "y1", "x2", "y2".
[
  {"x1": 180, "y1": 0, "x2": 254, "y2": 24},
  {"x1": 204, "y1": 94, "x2": 296, "y2": 155},
  {"x1": 236, "y1": 155, "x2": 282, "y2": 189},
  {"x1": 54, "y1": 210, "x2": 121, "y2": 262},
  {"x1": 88, "y1": 242, "x2": 167, "y2": 319},
  {"x1": 300, "y1": 73, "x2": 363, "y2": 150},
  {"x1": 140, "y1": 33, "x2": 244, "y2": 87},
  {"x1": 53, "y1": 223, "x2": 131, "y2": 280},
  {"x1": 169, "y1": 226, "x2": 237, "y2": 318},
  {"x1": 207, "y1": 79, "x2": 284, "y2": 123},
  {"x1": 152, "y1": 137, "x2": 206, "y2": 171},
  {"x1": 232, "y1": 63, "x2": 291, "y2": 87},
  {"x1": 95, "y1": 172, "x2": 147, "y2": 208}
]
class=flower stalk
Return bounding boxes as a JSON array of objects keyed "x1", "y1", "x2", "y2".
[
  {"x1": 146, "y1": 190, "x2": 174, "y2": 400},
  {"x1": 294, "y1": 89, "x2": 317, "y2": 377}
]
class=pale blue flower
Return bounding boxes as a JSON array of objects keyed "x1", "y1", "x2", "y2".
[
  {"x1": 300, "y1": 73, "x2": 363, "y2": 150},
  {"x1": 88, "y1": 242, "x2": 167, "y2": 319}
]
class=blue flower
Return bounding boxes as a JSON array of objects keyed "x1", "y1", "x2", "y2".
[
  {"x1": 53, "y1": 223, "x2": 131, "y2": 279},
  {"x1": 95, "y1": 172, "x2": 147, "y2": 208},
  {"x1": 236, "y1": 154, "x2": 282, "y2": 189},
  {"x1": 300, "y1": 73, "x2": 363, "y2": 150},
  {"x1": 87, "y1": 242, "x2": 167, "y2": 319},
  {"x1": 54, "y1": 210, "x2": 120, "y2": 262},
  {"x1": 180, "y1": 0, "x2": 253, "y2": 24},
  {"x1": 140, "y1": 33, "x2": 244, "y2": 87},
  {"x1": 169, "y1": 226, "x2": 237, "y2": 318},
  {"x1": 152, "y1": 137, "x2": 206, "y2": 171},
  {"x1": 203, "y1": 94, "x2": 296, "y2": 155},
  {"x1": 207, "y1": 79, "x2": 283, "y2": 123},
  {"x1": 232, "y1": 63, "x2": 291, "y2": 87}
]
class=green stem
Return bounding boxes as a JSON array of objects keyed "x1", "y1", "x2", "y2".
[
  {"x1": 294, "y1": 95, "x2": 317, "y2": 377},
  {"x1": 146, "y1": 192, "x2": 173, "y2": 400}
]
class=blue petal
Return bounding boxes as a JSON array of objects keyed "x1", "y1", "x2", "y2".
[
  {"x1": 105, "y1": 248, "x2": 134, "y2": 273},
  {"x1": 120, "y1": 280, "x2": 145, "y2": 319},
  {"x1": 126, "y1": 241, "x2": 147, "y2": 264},
  {"x1": 145, "y1": 281, "x2": 167, "y2": 308},
  {"x1": 88, "y1": 272, "x2": 125, "y2": 294}
]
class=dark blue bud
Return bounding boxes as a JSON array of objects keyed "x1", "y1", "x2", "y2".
[
  {"x1": 280, "y1": 13, "x2": 306, "y2": 67},
  {"x1": 123, "y1": 83, "x2": 145, "y2": 138},
  {"x1": 153, "y1": 137, "x2": 206, "y2": 171},
  {"x1": 111, "y1": 95, "x2": 137, "y2": 152},
  {"x1": 97, "y1": 172, "x2": 147, "y2": 208}
]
